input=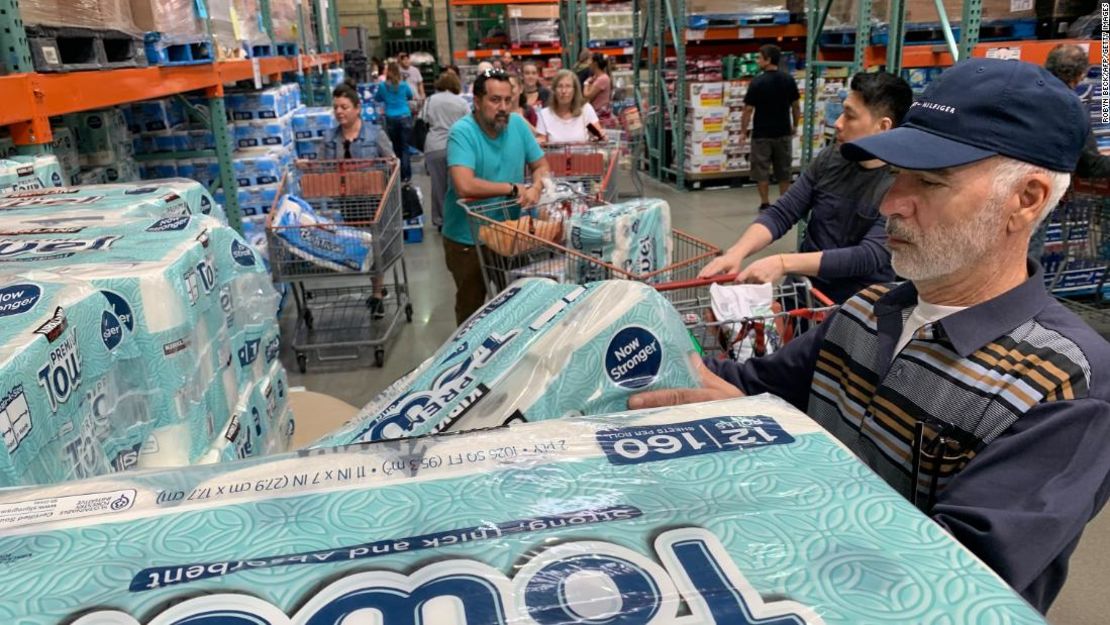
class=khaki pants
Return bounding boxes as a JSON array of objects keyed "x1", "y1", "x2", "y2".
[{"x1": 443, "y1": 237, "x2": 488, "y2": 325}]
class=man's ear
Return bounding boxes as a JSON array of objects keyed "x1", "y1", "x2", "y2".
[
  {"x1": 877, "y1": 116, "x2": 894, "y2": 132},
  {"x1": 1008, "y1": 173, "x2": 1051, "y2": 234}
]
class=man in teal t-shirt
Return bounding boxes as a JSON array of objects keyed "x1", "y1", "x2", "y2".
[{"x1": 443, "y1": 69, "x2": 550, "y2": 324}]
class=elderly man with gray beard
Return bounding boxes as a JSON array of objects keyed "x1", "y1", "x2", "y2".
[{"x1": 629, "y1": 58, "x2": 1110, "y2": 614}]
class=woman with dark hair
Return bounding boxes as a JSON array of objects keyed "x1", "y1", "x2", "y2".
[
  {"x1": 583, "y1": 52, "x2": 612, "y2": 121},
  {"x1": 423, "y1": 71, "x2": 469, "y2": 229},
  {"x1": 323, "y1": 81, "x2": 394, "y2": 317},
  {"x1": 374, "y1": 62, "x2": 416, "y2": 182},
  {"x1": 521, "y1": 61, "x2": 550, "y2": 116},
  {"x1": 323, "y1": 82, "x2": 394, "y2": 160},
  {"x1": 508, "y1": 74, "x2": 540, "y2": 132}
]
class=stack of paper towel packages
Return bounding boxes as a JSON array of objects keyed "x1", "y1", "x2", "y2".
[
  {"x1": 0, "y1": 179, "x2": 291, "y2": 488},
  {"x1": 0, "y1": 396, "x2": 1048, "y2": 624},
  {"x1": 314, "y1": 277, "x2": 700, "y2": 445}
]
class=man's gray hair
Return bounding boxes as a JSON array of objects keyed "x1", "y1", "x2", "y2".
[
  {"x1": 1045, "y1": 44, "x2": 1089, "y2": 86},
  {"x1": 991, "y1": 157, "x2": 1070, "y2": 228}
]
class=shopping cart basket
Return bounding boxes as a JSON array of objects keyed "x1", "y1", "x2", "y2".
[
  {"x1": 266, "y1": 158, "x2": 413, "y2": 371},
  {"x1": 460, "y1": 193, "x2": 720, "y2": 294},
  {"x1": 542, "y1": 139, "x2": 622, "y2": 202},
  {"x1": 654, "y1": 274, "x2": 837, "y2": 360}
]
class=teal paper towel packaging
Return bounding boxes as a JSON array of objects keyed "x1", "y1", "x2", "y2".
[
  {"x1": 0, "y1": 396, "x2": 1046, "y2": 624},
  {"x1": 314, "y1": 278, "x2": 700, "y2": 446}
]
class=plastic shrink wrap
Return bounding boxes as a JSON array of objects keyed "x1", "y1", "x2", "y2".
[{"x1": 0, "y1": 396, "x2": 1047, "y2": 624}]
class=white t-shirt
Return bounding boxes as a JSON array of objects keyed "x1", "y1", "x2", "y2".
[
  {"x1": 403, "y1": 65, "x2": 423, "y2": 95},
  {"x1": 536, "y1": 103, "x2": 600, "y2": 144},
  {"x1": 894, "y1": 298, "x2": 967, "y2": 356}
]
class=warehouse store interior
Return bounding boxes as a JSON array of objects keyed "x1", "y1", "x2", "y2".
[{"x1": 0, "y1": 0, "x2": 1108, "y2": 622}]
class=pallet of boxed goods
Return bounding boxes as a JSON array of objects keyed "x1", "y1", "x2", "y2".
[{"x1": 19, "y1": 0, "x2": 146, "y2": 72}]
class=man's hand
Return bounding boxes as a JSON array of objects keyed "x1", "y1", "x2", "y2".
[
  {"x1": 628, "y1": 355, "x2": 743, "y2": 410},
  {"x1": 698, "y1": 251, "x2": 744, "y2": 279},
  {"x1": 519, "y1": 183, "x2": 542, "y2": 208},
  {"x1": 737, "y1": 255, "x2": 786, "y2": 285}
]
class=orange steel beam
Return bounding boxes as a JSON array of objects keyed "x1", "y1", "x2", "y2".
[{"x1": 0, "y1": 53, "x2": 340, "y2": 142}]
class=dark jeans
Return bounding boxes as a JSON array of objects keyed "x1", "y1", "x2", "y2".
[{"x1": 386, "y1": 115, "x2": 413, "y2": 181}]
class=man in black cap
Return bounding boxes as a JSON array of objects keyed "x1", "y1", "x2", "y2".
[{"x1": 631, "y1": 58, "x2": 1110, "y2": 613}]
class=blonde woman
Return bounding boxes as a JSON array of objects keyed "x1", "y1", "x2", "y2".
[{"x1": 535, "y1": 70, "x2": 606, "y2": 145}]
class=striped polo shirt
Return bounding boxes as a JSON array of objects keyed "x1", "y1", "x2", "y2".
[{"x1": 706, "y1": 263, "x2": 1110, "y2": 611}]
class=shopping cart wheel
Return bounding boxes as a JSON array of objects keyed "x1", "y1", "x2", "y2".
[
  {"x1": 405, "y1": 303, "x2": 414, "y2": 322},
  {"x1": 374, "y1": 348, "x2": 385, "y2": 368},
  {"x1": 296, "y1": 353, "x2": 308, "y2": 374},
  {"x1": 303, "y1": 309, "x2": 314, "y2": 330}
]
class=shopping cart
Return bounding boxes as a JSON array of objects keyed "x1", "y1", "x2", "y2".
[
  {"x1": 460, "y1": 193, "x2": 720, "y2": 295},
  {"x1": 654, "y1": 274, "x2": 836, "y2": 360},
  {"x1": 542, "y1": 139, "x2": 622, "y2": 202},
  {"x1": 1038, "y1": 178, "x2": 1110, "y2": 331},
  {"x1": 266, "y1": 158, "x2": 413, "y2": 372}
]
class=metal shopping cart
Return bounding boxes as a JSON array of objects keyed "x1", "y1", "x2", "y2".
[
  {"x1": 653, "y1": 275, "x2": 836, "y2": 360},
  {"x1": 542, "y1": 139, "x2": 622, "y2": 202},
  {"x1": 1039, "y1": 178, "x2": 1110, "y2": 331},
  {"x1": 460, "y1": 193, "x2": 720, "y2": 295},
  {"x1": 266, "y1": 158, "x2": 413, "y2": 372}
]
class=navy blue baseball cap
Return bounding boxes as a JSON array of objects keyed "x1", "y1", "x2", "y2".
[{"x1": 841, "y1": 58, "x2": 1088, "y2": 172}]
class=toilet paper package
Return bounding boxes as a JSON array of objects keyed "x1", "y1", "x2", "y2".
[
  {"x1": 0, "y1": 396, "x2": 1046, "y2": 624},
  {"x1": 233, "y1": 112, "x2": 295, "y2": 149},
  {"x1": 292, "y1": 106, "x2": 337, "y2": 140},
  {"x1": 566, "y1": 198, "x2": 674, "y2": 283},
  {"x1": 315, "y1": 278, "x2": 700, "y2": 446},
  {"x1": 0, "y1": 213, "x2": 285, "y2": 481},
  {"x1": 0, "y1": 178, "x2": 225, "y2": 223},
  {"x1": 270, "y1": 194, "x2": 374, "y2": 273},
  {"x1": 233, "y1": 146, "x2": 295, "y2": 188},
  {"x1": 0, "y1": 273, "x2": 155, "y2": 487},
  {"x1": 200, "y1": 360, "x2": 293, "y2": 465}
]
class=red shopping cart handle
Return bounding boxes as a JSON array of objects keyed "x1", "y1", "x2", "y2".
[{"x1": 654, "y1": 273, "x2": 835, "y2": 307}]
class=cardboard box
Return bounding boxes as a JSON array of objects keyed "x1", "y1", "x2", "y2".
[
  {"x1": 507, "y1": 4, "x2": 560, "y2": 19},
  {"x1": 686, "y1": 114, "x2": 728, "y2": 133},
  {"x1": 687, "y1": 81, "x2": 725, "y2": 107},
  {"x1": 686, "y1": 104, "x2": 730, "y2": 120}
]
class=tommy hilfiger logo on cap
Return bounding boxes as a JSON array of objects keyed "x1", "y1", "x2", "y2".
[{"x1": 911, "y1": 101, "x2": 957, "y2": 114}]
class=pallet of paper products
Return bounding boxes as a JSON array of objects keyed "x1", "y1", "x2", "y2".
[
  {"x1": 0, "y1": 396, "x2": 1047, "y2": 624},
  {"x1": 313, "y1": 277, "x2": 700, "y2": 445},
  {"x1": 0, "y1": 179, "x2": 291, "y2": 488}
]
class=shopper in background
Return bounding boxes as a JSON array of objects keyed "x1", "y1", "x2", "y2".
[
  {"x1": 574, "y1": 49, "x2": 593, "y2": 87},
  {"x1": 1029, "y1": 44, "x2": 1110, "y2": 260},
  {"x1": 443, "y1": 69, "x2": 550, "y2": 324},
  {"x1": 522, "y1": 61, "x2": 551, "y2": 114},
  {"x1": 323, "y1": 82, "x2": 395, "y2": 160},
  {"x1": 398, "y1": 52, "x2": 425, "y2": 102},
  {"x1": 469, "y1": 61, "x2": 495, "y2": 94},
  {"x1": 741, "y1": 44, "x2": 801, "y2": 210},
  {"x1": 423, "y1": 71, "x2": 470, "y2": 230},
  {"x1": 508, "y1": 75, "x2": 540, "y2": 131},
  {"x1": 583, "y1": 53, "x2": 613, "y2": 121},
  {"x1": 324, "y1": 82, "x2": 393, "y2": 317},
  {"x1": 501, "y1": 50, "x2": 520, "y2": 76},
  {"x1": 1045, "y1": 43, "x2": 1109, "y2": 179},
  {"x1": 634, "y1": 58, "x2": 1109, "y2": 616},
  {"x1": 374, "y1": 62, "x2": 416, "y2": 183},
  {"x1": 536, "y1": 70, "x2": 606, "y2": 145},
  {"x1": 700, "y1": 71, "x2": 912, "y2": 303}
]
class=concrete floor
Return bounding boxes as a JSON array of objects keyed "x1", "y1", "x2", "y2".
[{"x1": 282, "y1": 168, "x2": 1107, "y2": 624}]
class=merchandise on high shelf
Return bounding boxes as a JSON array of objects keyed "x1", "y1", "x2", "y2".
[
  {"x1": 0, "y1": 180, "x2": 290, "y2": 488},
  {"x1": 0, "y1": 395, "x2": 1049, "y2": 624},
  {"x1": 292, "y1": 106, "x2": 338, "y2": 160},
  {"x1": 61, "y1": 109, "x2": 142, "y2": 184}
]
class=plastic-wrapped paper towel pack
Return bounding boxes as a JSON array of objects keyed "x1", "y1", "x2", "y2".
[
  {"x1": 566, "y1": 197, "x2": 674, "y2": 283},
  {"x1": 0, "y1": 193, "x2": 289, "y2": 487},
  {"x1": 0, "y1": 396, "x2": 1046, "y2": 624},
  {"x1": 315, "y1": 278, "x2": 700, "y2": 445}
]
